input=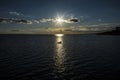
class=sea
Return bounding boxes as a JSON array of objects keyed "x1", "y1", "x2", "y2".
[{"x1": 0, "y1": 34, "x2": 120, "y2": 80}]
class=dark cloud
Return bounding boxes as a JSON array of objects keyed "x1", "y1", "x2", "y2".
[
  {"x1": 0, "y1": 18, "x2": 12, "y2": 23},
  {"x1": 13, "y1": 19, "x2": 32, "y2": 24},
  {"x1": 0, "y1": 18, "x2": 32, "y2": 24},
  {"x1": 69, "y1": 18, "x2": 79, "y2": 22}
]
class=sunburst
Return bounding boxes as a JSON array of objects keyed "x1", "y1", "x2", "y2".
[{"x1": 55, "y1": 15, "x2": 65, "y2": 25}]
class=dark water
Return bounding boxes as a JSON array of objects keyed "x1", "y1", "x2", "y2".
[{"x1": 0, "y1": 34, "x2": 120, "y2": 80}]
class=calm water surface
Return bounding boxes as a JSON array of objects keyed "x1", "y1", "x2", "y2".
[{"x1": 0, "y1": 34, "x2": 120, "y2": 80}]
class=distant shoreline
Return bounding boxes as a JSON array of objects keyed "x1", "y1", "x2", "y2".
[{"x1": 97, "y1": 27, "x2": 120, "y2": 35}]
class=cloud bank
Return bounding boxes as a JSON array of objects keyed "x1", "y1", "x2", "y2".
[
  {"x1": 0, "y1": 18, "x2": 32, "y2": 24},
  {"x1": 38, "y1": 18, "x2": 79, "y2": 23},
  {"x1": 0, "y1": 17, "x2": 79, "y2": 24}
]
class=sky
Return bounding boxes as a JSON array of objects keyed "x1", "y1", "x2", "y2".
[{"x1": 0, "y1": 0, "x2": 120, "y2": 34}]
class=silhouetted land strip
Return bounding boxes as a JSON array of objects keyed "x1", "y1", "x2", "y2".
[{"x1": 97, "y1": 27, "x2": 120, "y2": 35}]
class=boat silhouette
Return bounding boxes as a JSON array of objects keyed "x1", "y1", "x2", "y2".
[{"x1": 57, "y1": 41, "x2": 62, "y2": 44}]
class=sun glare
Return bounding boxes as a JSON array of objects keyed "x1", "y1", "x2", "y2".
[
  {"x1": 55, "y1": 34, "x2": 64, "y2": 37},
  {"x1": 56, "y1": 17, "x2": 64, "y2": 23},
  {"x1": 55, "y1": 15, "x2": 65, "y2": 25}
]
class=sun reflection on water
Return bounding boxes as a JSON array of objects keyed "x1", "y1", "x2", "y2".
[{"x1": 54, "y1": 34, "x2": 66, "y2": 73}]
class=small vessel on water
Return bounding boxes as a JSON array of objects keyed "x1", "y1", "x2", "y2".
[{"x1": 57, "y1": 41, "x2": 62, "y2": 44}]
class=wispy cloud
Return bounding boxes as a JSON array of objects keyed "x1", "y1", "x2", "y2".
[
  {"x1": 65, "y1": 25, "x2": 115, "y2": 32},
  {"x1": 33, "y1": 20, "x2": 40, "y2": 23},
  {"x1": 39, "y1": 18, "x2": 54, "y2": 22},
  {"x1": 9, "y1": 11, "x2": 23, "y2": 16},
  {"x1": 88, "y1": 23, "x2": 119, "y2": 27}
]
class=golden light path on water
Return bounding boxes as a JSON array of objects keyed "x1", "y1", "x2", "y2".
[
  {"x1": 54, "y1": 34, "x2": 66, "y2": 73},
  {"x1": 55, "y1": 34, "x2": 64, "y2": 37}
]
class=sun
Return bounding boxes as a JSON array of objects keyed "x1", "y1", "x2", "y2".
[
  {"x1": 55, "y1": 15, "x2": 65, "y2": 25},
  {"x1": 56, "y1": 17, "x2": 64, "y2": 23}
]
